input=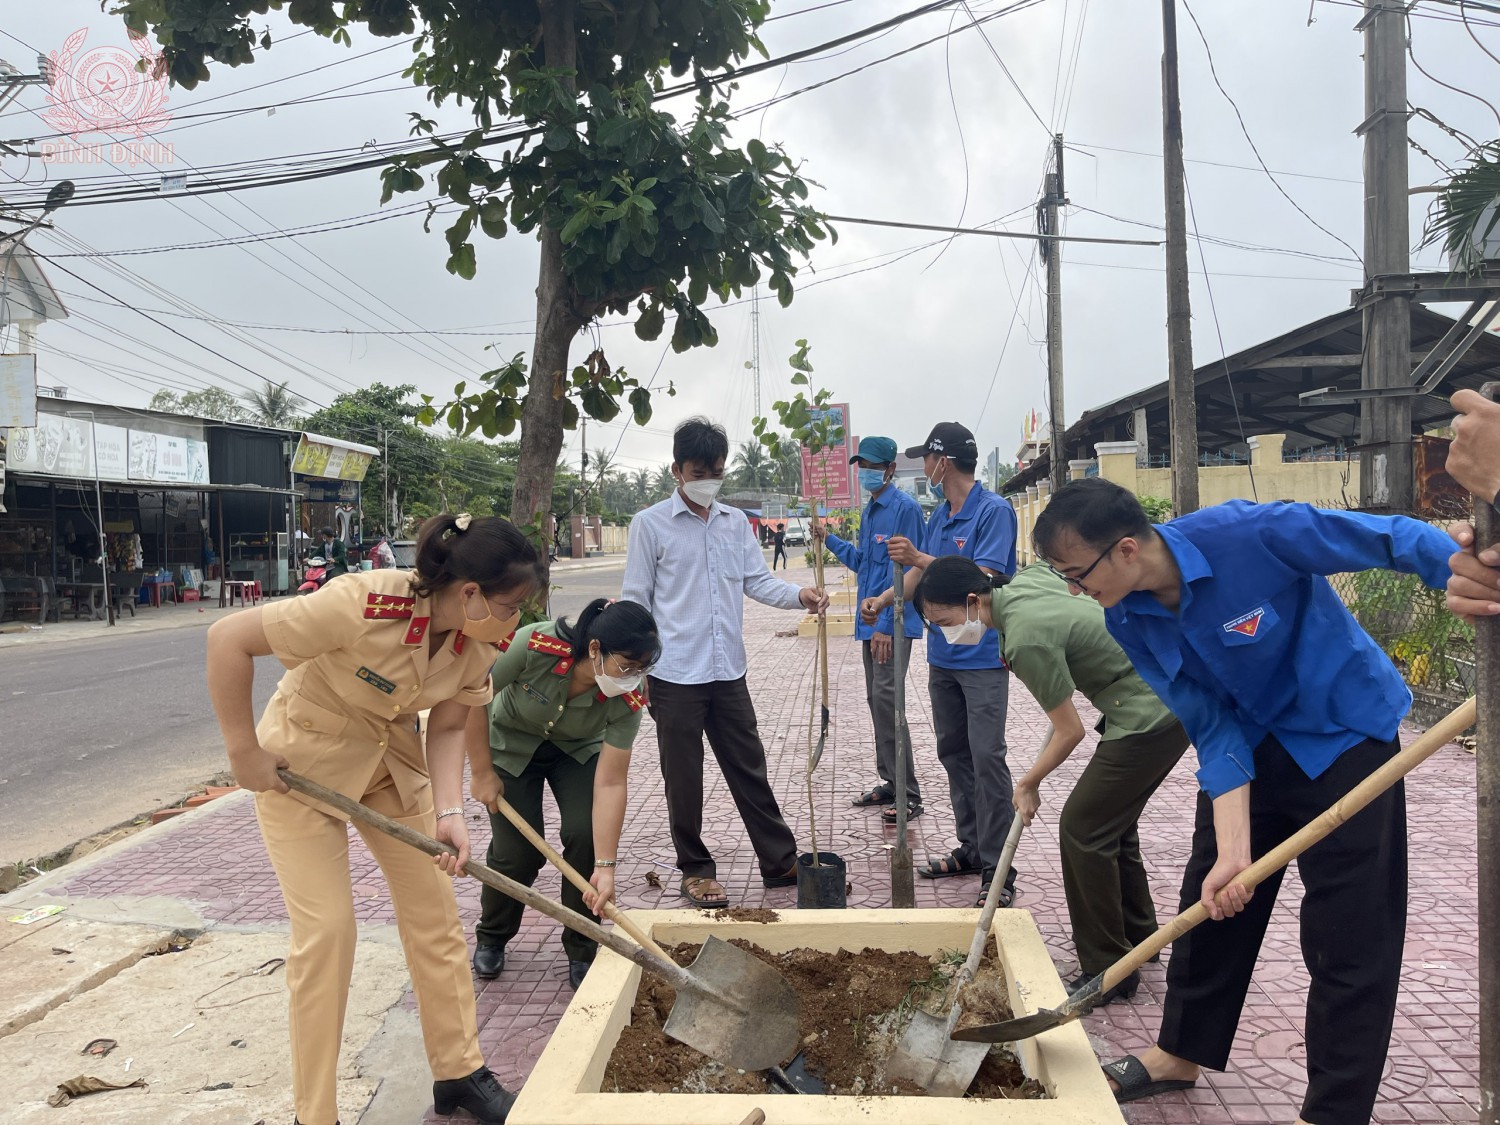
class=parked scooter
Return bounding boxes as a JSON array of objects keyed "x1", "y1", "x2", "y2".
[{"x1": 297, "y1": 557, "x2": 330, "y2": 596}]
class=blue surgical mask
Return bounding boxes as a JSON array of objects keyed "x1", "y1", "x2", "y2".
[
  {"x1": 928, "y1": 458, "x2": 946, "y2": 501},
  {"x1": 858, "y1": 468, "x2": 887, "y2": 494}
]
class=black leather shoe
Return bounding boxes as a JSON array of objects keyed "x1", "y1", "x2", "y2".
[
  {"x1": 567, "y1": 959, "x2": 591, "y2": 990},
  {"x1": 433, "y1": 1066, "x2": 515, "y2": 1123},
  {"x1": 471, "y1": 943, "x2": 505, "y2": 980},
  {"x1": 1066, "y1": 969, "x2": 1140, "y2": 1006}
]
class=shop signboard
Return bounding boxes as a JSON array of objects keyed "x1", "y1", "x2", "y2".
[
  {"x1": 303, "y1": 479, "x2": 360, "y2": 502},
  {"x1": 3, "y1": 412, "x2": 95, "y2": 477},
  {"x1": 94, "y1": 423, "x2": 129, "y2": 481},
  {"x1": 0, "y1": 353, "x2": 36, "y2": 428},
  {"x1": 292, "y1": 434, "x2": 374, "y2": 481},
  {"x1": 797, "y1": 403, "x2": 852, "y2": 506}
]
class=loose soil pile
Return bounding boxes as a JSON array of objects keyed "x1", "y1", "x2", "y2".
[
  {"x1": 602, "y1": 938, "x2": 1047, "y2": 1099},
  {"x1": 708, "y1": 907, "x2": 781, "y2": 923}
]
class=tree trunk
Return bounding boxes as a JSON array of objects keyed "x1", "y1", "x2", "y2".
[{"x1": 509, "y1": 0, "x2": 580, "y2": 589}]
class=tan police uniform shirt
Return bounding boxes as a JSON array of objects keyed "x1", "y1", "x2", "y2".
[{"x1": 256, "y1": 570, "x2": 497, "y2": 815}]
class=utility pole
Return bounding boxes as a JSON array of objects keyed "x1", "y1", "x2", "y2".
[
  {"x1": 381, "y1": 426, "x2": 389, "y2": 533},
  {"x1": 1162, "y1": 0, "x2": 1200, "y2": 514},
  {"x1": 751, "y1": 284, "x2": 763, "y2": 421},
  {"x1": 1041, "y1": 133, "x2": 1067, "y2": 495},
  {"x1": 1359, "y1": 0, "x2": 1413, "y2": 511},
  {"x1": 580, "y1": 415, "x2": 588, "y2": 519}
]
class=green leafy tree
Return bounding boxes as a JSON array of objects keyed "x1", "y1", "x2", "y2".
[
  {"x1": 244, "y1": 378, "x2": 306, "y2": 428},
  {"x1": 302, "y1": 384, "x2": 438, "y2": 533},
  {"x1": 149, "y1": 386, "x2": 249, "y2": 423},
  {"x1": 118, "y1": 0, "x2": 830, "y2": 566},
  {"x1": 774, "y1": 437, "x2": 803, "y2": 494}
]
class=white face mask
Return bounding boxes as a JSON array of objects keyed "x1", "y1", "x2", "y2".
[
  {"x1": 938, "y1": 601, "x2": 986, "y2": 645},
  {"x1": 680, "y1": 477, "x2": 723, "y2": 506},
  {"x1": 593, "y1": 653, "x2": 643, "y2": 698}
]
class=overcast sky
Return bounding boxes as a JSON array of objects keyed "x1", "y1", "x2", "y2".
[{"x1": 3, "y1": 0, "x2": 1495, "y2": 478}]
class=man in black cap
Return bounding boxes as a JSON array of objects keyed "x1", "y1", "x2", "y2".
[{"x1": 862, "y1": 422, "x2": 1021, "y2": 905}]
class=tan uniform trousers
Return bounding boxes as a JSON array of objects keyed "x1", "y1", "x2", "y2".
[{"x1": 256, "y1": 760, "x2": 483, "y2": 1125}]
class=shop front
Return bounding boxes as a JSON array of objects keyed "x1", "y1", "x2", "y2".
[
  {"x1": 291, "y1": 432, "x2": 378, "y2": 568},
  {"x1": 0, "y1": 403, "x2": 297, "y2": 605}
]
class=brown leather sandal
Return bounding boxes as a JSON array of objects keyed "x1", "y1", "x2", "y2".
[{"x1": 679, "y1": 876, "x2": 729, "y2": 909}]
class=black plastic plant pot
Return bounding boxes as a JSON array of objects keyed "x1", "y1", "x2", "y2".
[{"x1": 796, "y1": 851, "x2": 847, "y2": 909}]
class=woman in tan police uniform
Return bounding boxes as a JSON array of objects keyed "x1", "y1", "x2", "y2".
[
  {"x1": 206, "y1": 512, "x2": 539, "y2": 1125},
  {"x1": 465, "y1": 598, "x2": 659, "y2": 988}
]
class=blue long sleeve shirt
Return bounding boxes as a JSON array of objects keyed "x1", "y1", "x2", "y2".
[
  {"x1": 825, "y1": 484, "x2": 925, "y2": 640},
  {"x1": 1103, "y1": 500, "x2": 1454, "y2": 799},
  {"x1": 920, "y1": 482, "x2": 1019, "y2": 670}
]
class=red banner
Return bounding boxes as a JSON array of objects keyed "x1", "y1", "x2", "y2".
[{"x1": 797, "y1": 403, "x2": 852, "y2": 505}]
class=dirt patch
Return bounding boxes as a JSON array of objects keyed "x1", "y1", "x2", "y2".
[
  {"x1": 602, "y1": 939, "x2": 1047, "y2": 1099},
  {"x1": 708, "y1": 907, "x2": 780, "y2": 923}
]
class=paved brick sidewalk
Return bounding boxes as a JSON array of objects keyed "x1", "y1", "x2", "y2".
[{"x1": 42, "y1": 588, "x2": 1480, "y2": 1122}]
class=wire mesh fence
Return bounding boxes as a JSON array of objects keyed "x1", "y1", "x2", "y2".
[{"x1": 1328, "y1": 564, "x2": 1474, "y2": 717}]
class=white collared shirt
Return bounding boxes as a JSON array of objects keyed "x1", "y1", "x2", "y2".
[{"x1": 621, "y1": 490, "x2": 805, "y2": 684}]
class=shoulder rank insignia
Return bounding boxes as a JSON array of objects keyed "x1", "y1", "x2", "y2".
[
  {"x1": 598, "y1": 688, "x2": 645, "y2": 711},
  {"x1": 364, "y1": 592, "x2": 415, "y2": 620},
  {"x1": 402, "y1": 617, "x2": 431, "y2": 646},
  {"x1": 495, "y1": 629, "x2": 516, "y2": 652},
  {"x1": 526, "y1": 630, "x2": 575, "y2": 674}
]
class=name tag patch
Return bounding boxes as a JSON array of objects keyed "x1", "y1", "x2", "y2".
[
  {"x1": 521, "y1": 682, "x2": 551, "y2": 704},
  {"x1": 357, "y1": 667, "x2": 397, "y2": 695},
  {"x1": 1223, "y1": 608, "x2": 1266, "y2": 638}
]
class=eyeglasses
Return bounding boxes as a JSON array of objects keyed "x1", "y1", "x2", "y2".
[{"x1": 1046, "y1": 538, "x2": 1123, "y2": 592}]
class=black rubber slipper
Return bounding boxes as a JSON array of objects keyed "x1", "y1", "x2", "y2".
[
  {"x1": 917, "y1": 850, "x2": 982, "y2": 879},
  {"x1": 1101, "y1": 1054, "x2": 1196, "y2": 1104}
]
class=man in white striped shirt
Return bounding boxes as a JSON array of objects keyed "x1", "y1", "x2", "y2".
[{"x1": 622, "y1": 418, "x2": 829, "y2": 909}]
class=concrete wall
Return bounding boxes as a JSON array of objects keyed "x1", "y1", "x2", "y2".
[{"x1": 1011, "y1": 434, "x2": 1361, "y2": 565}]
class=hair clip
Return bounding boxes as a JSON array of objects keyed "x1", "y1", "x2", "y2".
[{"x1": 454, "y1": 513, "x2": 473, "y2": 532}]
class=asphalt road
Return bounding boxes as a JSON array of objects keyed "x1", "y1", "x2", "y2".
[{"x1": 0, "y1": 561, "x2": 629, "y2": 864}]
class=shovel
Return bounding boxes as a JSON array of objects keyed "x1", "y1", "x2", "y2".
[
  {"x1": 277, "y1": 770, "x2": 801, "y2": 1073},
  {"x1": 952, "y1": 695, "x2": 1478, "y2": 1045},
  {"x1": 885, "y1": 812, "x2": 1026, "y2": 1095},
  {"x1": 889, "y1": 558, "x2": 916, "y2": 908},
  {"x1": 491, "y1": 796, "x2": 823, "y2": 1094}
]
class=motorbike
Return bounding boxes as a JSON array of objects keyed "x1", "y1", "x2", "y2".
[{"x1": 297, "y1": 556, "x2": 330, "y2": 596}]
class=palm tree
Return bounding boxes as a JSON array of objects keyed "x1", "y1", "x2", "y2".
[
  {"x1": 774, "y1": 438, "x2": 803, "y2": 495},
  {"x1": 655, "y1": 464, "x2": 676, "y2": 498},
  {"x1": 1425, "y1": 143, "x2": 1500, "y2": 269},
  {"x1": 244, "y1": 379, "x2": 306, "y2": 428},
  {"x1": 730, "y1": 441, "x2": 778, "y2": 490},
  {"x1": 632, "y1": 467, "x2": 654, "y2": 507}
]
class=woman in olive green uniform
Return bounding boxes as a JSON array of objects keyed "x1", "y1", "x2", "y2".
[
  {"x1": 465, "y1": 598, "x2": 660, "y2": 989},
  {"x1": 914, "y1": 556, "x2": 1190, "y2": 1006}
]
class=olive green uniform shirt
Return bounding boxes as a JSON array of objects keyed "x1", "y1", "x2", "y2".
[
  {"x1": 485, "y1": 622, "x2": 645, "y2": 776},
  {"x1": 992, "y1": 565, "x2": 1174, "y2": 741}
]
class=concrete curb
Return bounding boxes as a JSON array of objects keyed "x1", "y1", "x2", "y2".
[{"x1": 0, "y1": 790, "x2": 255, "y2": 912}]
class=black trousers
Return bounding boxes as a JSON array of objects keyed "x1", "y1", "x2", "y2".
[
  {"x1": 772, "y1": 544, "x2": 788, "y2": 569},
  {"x1": 475, "y1": 741, "x2": 599, "y2": 963},
  {"x1": 1158, "y1": 734, "x2": 1407, "y2": 1125},
  {"x1": 647, "y1": 675, "x2": 798, "y2": 881}
]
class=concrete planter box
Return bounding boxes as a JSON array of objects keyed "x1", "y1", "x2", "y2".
[{"x1": 509, "y1": 908, "x2": 1123, "y2": 1125}]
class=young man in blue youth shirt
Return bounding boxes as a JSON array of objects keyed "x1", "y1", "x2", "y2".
[
  {"x1": 1033, "y1": 479, "x2": 1454, "y2": 1123},
  {"x1": 814, "y1": 437, "x2": 927, "y2": 819},
  {"x1": 865, "y1": 422, "x2": 1021, "y2": 905}
]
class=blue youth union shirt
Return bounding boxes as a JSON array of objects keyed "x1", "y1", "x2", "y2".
[
  {"x1": 921, "y1": 482, "x2": 1019, "y2": 670},
  {"x1": 1103, "y1": 500, "x2": 1453, "y2": 799},
  {"x1": 825, "y1": 485, "x2": 925, "y2": 641}
]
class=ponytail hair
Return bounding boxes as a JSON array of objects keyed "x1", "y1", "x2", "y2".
[
  {"x1": 410, "y1": 512, "x2": 541, "y2": 599},
  {"x1": 556, "y1": 598, "x2": 662, "y2": 667},
  {"x1": 912, "y1": 555, "x2": 1000, "y2": 618}
]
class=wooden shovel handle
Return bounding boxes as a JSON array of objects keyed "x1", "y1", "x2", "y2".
[
  {"x1": 737, "y1": 1111, "x2": 766, "y2": 1125},
  {"x1": 1097, "y1": 695, "x2": 1478, "y2": 993},
  {"x1": 276, "y1": 770, "x2": 699, "y2": 995},
  {"x1": 493, "y1": 797, "x2": 674, "y2": 963}
]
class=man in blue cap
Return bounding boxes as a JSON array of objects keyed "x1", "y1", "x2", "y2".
[{"x1": 815, "y1": 437, "x2": 927, "y2": 819}]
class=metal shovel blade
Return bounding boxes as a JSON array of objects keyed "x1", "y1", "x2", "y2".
[
  {"x1": 948, "y1": 998, "x2": 1083, "y2": 1044},
  {"x1": 663, "y1": 935, "x2": 802, "y2": 1074},
  {"x1": 885, "y1": 1008, "x2": 991, "y2": 1096}
]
